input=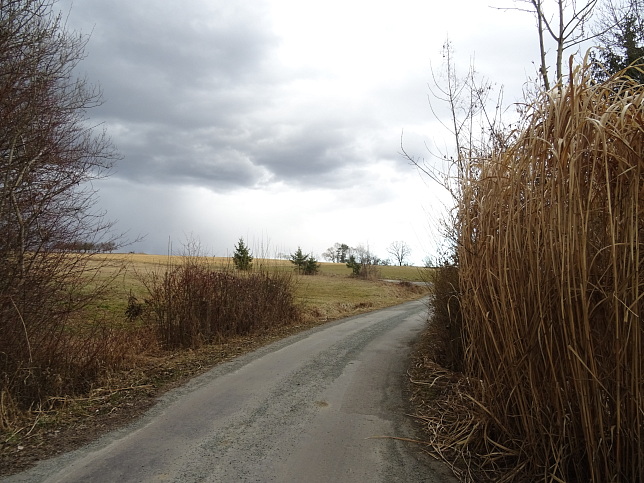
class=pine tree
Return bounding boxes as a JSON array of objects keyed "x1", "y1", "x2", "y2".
[
  {"x1": 346, "y1": 254, "x2": 361, "y2": 276},
  {"x1": 289, "y1": 247, "x2": 308, "y2": 274},
  {"x1": 232, "y1": 237, "x2": 253, "y2": 270},
  {"x1": 592, "y1": 1, "x2": 644, "y2": 83},
  {"x1": 304, "y1": 255, "x2": 320, "y2": 275}
]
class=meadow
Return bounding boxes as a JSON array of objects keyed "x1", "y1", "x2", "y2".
[{"x1": 87, "y1": 253, "x2": 430, "y2": 324}]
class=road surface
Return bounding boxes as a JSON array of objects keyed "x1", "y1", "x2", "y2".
[{"x1": 4, "y1": 298, "x2": 456, "y2": 483}]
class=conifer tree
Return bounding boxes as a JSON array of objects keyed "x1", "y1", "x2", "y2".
[
  {"x1": 289, "y1": 247, "x2": 308, "y2": 274},
  {"x1": 304, "y1": 255, "x2": 320, "y2": 275},
  {"x1": 232, "y1": 237, "x2": 253, "y2": 270},
  {"x1": 592, "y1": 1, "x2": 644, "y2": 82},
  {"x1": 346, "y1": 254, "x2": 361, "y2": 276}
]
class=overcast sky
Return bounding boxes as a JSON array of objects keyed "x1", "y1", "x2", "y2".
[{"x1": 57, "y1": 0, "x2": 543, "y2": 264}]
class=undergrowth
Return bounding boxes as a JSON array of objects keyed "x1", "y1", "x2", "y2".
[{"x1": 140, "y1": 260, "x2": 301, "y2": 349}]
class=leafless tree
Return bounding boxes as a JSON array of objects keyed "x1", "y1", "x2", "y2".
[
  {"x1": 509, "y1": 0, "x2": 600, "y2": 89},
  {"x1": 0, "y1": 0, "x2": 120, "y2": 405},
  {"x1": 387, "y1": 241, "x2": 412, "y2": 266}
]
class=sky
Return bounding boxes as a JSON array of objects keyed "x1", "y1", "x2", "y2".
[{"x1": 56, "y1": 0, "x2": 544, "y2": 265}]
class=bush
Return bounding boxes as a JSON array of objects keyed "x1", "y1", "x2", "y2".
[{"x1": 142, "y1": 260, "x2": 300, "y2": 349}]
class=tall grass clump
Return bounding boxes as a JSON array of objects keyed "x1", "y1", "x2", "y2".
[
  {"x1": 142, "y1": 259, "x2": 301, "y2": 349},
  {"x1": 453, "y1": 62, "x2": 643, "y2": 481},
  {"x1": 427, "y1": 258, "x2": 464, "y2": 373}
]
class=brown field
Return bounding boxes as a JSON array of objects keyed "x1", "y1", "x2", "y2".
[{"x1": 85, "y1": 253, "x2": 431, "y2": 323}]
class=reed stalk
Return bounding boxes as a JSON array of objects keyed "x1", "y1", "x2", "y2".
[{"x1": 454, "y1": 61, "x2": 643, "y2": 481}]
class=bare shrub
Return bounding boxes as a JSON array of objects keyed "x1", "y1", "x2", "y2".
[{"x1": 141, "y1": 259, "x2": 301, "y2": 349}]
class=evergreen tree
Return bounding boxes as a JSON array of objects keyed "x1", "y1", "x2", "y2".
[
  {"x1": 304, "y1": 255, "x2": 320, "y2": 275},
  {"x1": 289, "y1": 247, "x2": 308, "y2": 274},
  {"x1": 346, "y1": 254, "x2": 361, "y2": 276},
  {"x1": 232, "y1": 237, "x2": 253, "y2": 270},
  {"x1": 592, "y1": 1, "x2": 644, "y2": 82}
]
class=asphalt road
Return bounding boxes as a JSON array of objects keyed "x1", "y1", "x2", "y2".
[{"x1": 4, "y1": 298, "x2": 456, "y2": 483}]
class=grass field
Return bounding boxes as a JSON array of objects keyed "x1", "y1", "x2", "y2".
[
  {"x1": 97, "y1": 253, "x2": 430, "y2": 280},
  {"x1": 87, "y1": 253, "x2": 432, "y2": 324}
]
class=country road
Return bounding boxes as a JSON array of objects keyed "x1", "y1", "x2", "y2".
[{"x1": 4, "y1": 298, "x2": 456, "y2": 483}]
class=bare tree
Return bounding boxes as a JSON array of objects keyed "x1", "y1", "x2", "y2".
[
  {"x1": 322, "y1": 246, "x2": 336, "y2": 262},
  {"x1": 509, "y1": 0, "x2": 600, "y2": 89},
  {"x1": 401, "y1": 40, "x2": 507, "y2": 201},
  {"x1": 0, "y1": 0, "x2": 119, "y2": 406},
  {"x1": 387, "y1": 241, "x2": 412, "y2": 266}
]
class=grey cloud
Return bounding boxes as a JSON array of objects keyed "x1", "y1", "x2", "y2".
[
  {"x1": 61, "y1": 0, "x2": 398, "y2": 194},
  {"x1": 251, "y1": 124, "x2": 357, "y2": 181},
  {"x1": 73, "y1": 1, "x2": 275, "y2": 84}
]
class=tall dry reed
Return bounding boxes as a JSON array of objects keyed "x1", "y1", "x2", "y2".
[{"x1": 455, "y1": 62, "x2": 643, "y2": 481}]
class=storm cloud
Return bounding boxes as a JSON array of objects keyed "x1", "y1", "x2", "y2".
[{"x1": 55, "y1": 0, "x2": 541, "y2": 261}]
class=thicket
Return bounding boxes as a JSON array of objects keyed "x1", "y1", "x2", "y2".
[
  {"x1": 141, "y1": 259, "x2": 301, "y2": 349},
  {"x1": 346, "y1": 246, "x2": 381, "y2": 280},
  {"x1": 0, "y1": 0, "x2": 122, "y2": 421},
  {"x1": 424, "y1": 64, "x2": 643, "y2": 481}
]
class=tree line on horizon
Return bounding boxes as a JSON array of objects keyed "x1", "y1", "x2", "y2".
[{"x1": 322, "y1": 241, "x2": 413, "y2": 267}]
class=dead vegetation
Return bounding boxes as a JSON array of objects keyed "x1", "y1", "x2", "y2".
[{"x1": 411, "y1": 62, "x2": 644, "y2": 481}]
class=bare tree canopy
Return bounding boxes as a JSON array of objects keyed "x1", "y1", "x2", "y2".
[
  {"x1": 506, "y1": 0, "x2": 599, "y2": 89},
  {"x1": 0, "y1": 0, "x2": 119, "y2": 406},
  {"x1": 0, "y1": 0, "x2": 117, "y2": 266},
  {"x1": 387, "y1": 240, "x2": 411, "y2": 266}
]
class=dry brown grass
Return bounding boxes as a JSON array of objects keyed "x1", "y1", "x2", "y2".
[{"x1": 417, "y1": 61, "x2": 644, "y2": 481}]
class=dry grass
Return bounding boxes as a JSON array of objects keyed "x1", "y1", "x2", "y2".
[
  {"x1": 295, "y1": 275, "x2": 428, "y2": 322},
  {"x1": 418, "y1": 62, "x2": 643, "y2": 481},
  {"x1": 80, "y1": 254, "x2": 430, "y2": 322},
  {"x1": 100, "y1": 254, "x2": 430, "y2": 279}
]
